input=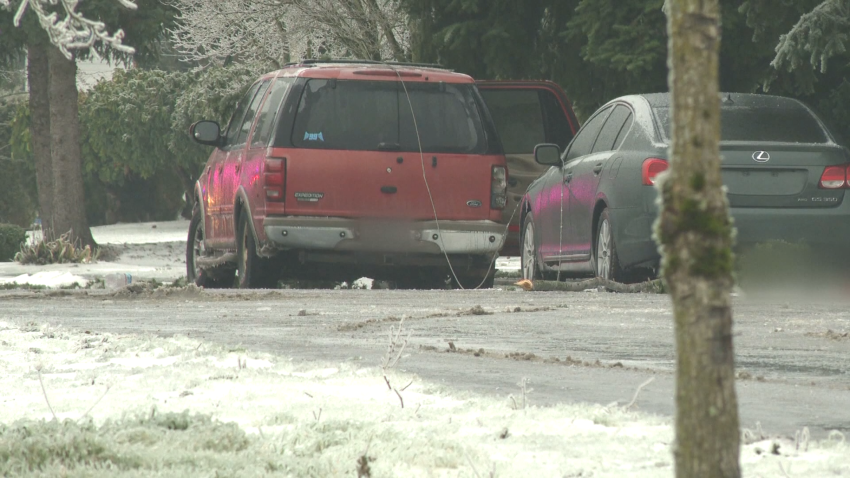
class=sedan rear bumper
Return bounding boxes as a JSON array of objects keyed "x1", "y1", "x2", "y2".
[
  {"x1": 262, "y1": 217, "x2": 506, "y2": 255},
  {"x1": 612, "y1": 198, "x2": 850, "y2": 270}
]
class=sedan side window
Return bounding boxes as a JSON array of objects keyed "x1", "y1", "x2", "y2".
[
  {"x1": 612, "y1": 112, "x2": 633, "y2": 150},
  {"x1": 223, "y1": 81, "x2": 263, "y2": 148},
  {"x1": 592, "y1": 105, "x2": 632, "y2": 153},
  {"x1": 565, "y1": 106, "x2": 611, "y2": 162}
]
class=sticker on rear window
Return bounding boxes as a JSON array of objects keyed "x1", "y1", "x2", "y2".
[{"x1": 303, "y1": 132, "x2": 325, "y2": 142}]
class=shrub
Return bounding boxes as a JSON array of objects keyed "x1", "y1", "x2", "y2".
[
  {"x1": 15, "y1": 231, "x2": 95, "y2": 265},
  {"x1": 0, "y1": 223, "x2": 26, "y2": 262}
]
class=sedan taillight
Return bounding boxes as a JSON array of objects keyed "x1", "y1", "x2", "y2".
[
  {"x1": 641, "y1": 158, "x2": 669, "y2": 185},
  {"x1": 264, "y1": 157, "x2": 286, "y2": 200},
  {"x1": 491, "y1": 166, "x2": 507, "y2": 209},
  {"x1": 819, "y1": 165, "x2": 848, "y2": 189}
]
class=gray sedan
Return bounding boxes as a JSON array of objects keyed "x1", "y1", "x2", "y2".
[{"x1": 520, "y1": 93, "x2": 850, "y2": 282}]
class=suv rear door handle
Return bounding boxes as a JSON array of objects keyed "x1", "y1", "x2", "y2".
[
  {"x1": 381, "y1": 186, "x2": 398, "y2": 194},
  {"x1": 564, "y1": 172, "x2": 573, "y2": 184},
  {"x1": 592, "y1": 163, "x2": 603, "y2": 175}
]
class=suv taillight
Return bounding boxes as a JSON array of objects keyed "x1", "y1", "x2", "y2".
[
  {"x1": 491, "y1": 166, "x2": 507, "y2": 209},
  {"x1": 819, "y1": 165, "x2": 849, "y2": 189},
  {"x1": 642, "y1": 158, "x2": 669, "y2": 185},
  {"x1": 264, "y1": 157, "x2": 286, "y2": 201}
]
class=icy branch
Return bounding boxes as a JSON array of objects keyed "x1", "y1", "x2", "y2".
[
  {"x1": 773, "y1": 0, "x2": 850, "y2": 73},
  {"x1": 166, "y1": 0, "x2": 410, "y2": 69},
  {"x1": 0, "y1": 0, "x2": 137, "y2": 59}
]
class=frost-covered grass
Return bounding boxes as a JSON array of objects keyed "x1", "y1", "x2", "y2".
[{"x1": 0, "y1": 321, "x2": 848, "y2": 477}]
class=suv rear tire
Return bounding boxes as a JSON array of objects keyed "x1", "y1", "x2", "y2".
[{"x1": 236, "y1": 213, "x2": 276, "y2": 289}]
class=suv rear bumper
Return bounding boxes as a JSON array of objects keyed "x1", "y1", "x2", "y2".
[{"x1": 263, "y1": 217, "x2": 506, "y2": 255}]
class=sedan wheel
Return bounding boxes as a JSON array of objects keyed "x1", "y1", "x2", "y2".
[
  {"x1": 521, "y1": 217, "x2": 540, "y2": 280},
  {"x1": 595, "y1": 208, "x2": 620, "y2": 281}
]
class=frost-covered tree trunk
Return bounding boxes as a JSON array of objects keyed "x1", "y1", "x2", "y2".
[
  {"x1": 26, "y1": 41, "x2": 53, "y2": 232},
  {"x1": 47, "y1": 46, "x2": 93, "y2": 247},
  {"x1": 658, "y1": 1, "x2": 741, "y2": 477}
]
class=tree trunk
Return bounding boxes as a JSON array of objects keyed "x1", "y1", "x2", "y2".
[
  {"x1": 47, "y1": 45, "x2": 95, "y2": 248},
  {"x1": 659, "y1": 1, "x2": 741, "y2": 477},
  {"x1": 27, "y1": 43, "x2": 54, "y2": 235},
  {"x1": 365, "y1": 0, "x2": 406, "y2": 61}
]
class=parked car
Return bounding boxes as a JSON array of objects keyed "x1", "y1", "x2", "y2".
[
  {"x1": 186, "y1": 60, "x2": 509, "y2": 289},
  {"x1": 520, "y1": 92, "x2": 850, "y2": 282},
  {"x1": 476, "y1": 81, "x2": 580, "y2": 256}
]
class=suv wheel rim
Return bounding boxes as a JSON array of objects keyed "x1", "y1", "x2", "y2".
[
  {"x1": 597, "y1": 219, "x2": 611, "y2": 280},
  {"x1": 522, "y1": 222, "x2": 535, "y2": 280}
]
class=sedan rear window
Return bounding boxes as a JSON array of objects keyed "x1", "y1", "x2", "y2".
[
  {"x1": 654, "y1": 105, "x2": 829, "y2": 144},
  {"x1": 291, "y1": 79, "x2": 488, "y2": 154}
]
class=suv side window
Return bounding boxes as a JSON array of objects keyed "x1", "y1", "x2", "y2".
[
  {"x1": 565, "y1": 106, "x2": 611, "y2": 162},
  {"x1": 235, "y1": 80, "x2": 271, "y2": 146},
  {"x1": 223, "y1": 81, "x2": 263, "y2": 148},
  {"x1": 539, "y1": 89, "x2": 575, "y2": 150},
  {"x1": 251, "y1": 78, "x2": 294, "y2": 148},
  {"x1": 592, "y1": 104, "x2": 632, "y2": 153},
  {"x1": 478, "y1": 89, "x2": 546, "y2": 154}
]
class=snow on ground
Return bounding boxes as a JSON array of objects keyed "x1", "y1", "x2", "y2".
[{"x1": 1, "y1": 320, "x2": 846, "y2": 477}]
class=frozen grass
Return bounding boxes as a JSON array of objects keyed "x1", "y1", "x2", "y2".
[{"x1": 1, "y1": 320, "x2": 848, "y2": 477}]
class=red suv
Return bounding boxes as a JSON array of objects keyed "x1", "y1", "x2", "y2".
[{"x1": 186, "y1": 60, "x2": 509, "y2": 289}]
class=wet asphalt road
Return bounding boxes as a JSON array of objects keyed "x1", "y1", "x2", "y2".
[{"x1": 1, "y1": 286, "x2": 848, "y2": 438}]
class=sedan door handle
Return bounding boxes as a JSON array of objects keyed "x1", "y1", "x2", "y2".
[{"x1": 592, "y1": 163, "x2": 603, "y2": 175}]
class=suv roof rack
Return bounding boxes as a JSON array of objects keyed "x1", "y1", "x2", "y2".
[{"x1": 285, "y1": 59, "x2": 450, "y2": 70}]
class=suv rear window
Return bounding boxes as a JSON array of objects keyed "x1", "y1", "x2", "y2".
[
  {"x1": 654, "y1": 105, "x2": 829, "y2": 144},
  {"x1": 291, "y1": 79, "x2": 488, "y2": 154}
]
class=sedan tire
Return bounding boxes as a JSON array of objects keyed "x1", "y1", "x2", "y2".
[{"x1": 521, "y1": 215, "x2": 542, "y2": 281}]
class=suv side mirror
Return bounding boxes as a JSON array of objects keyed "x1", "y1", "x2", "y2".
[
  {"x1": 534, "y1": 143, "x2": 562, "y2": 166},
  {"x1": 190, "y1": 121, "x2": 222, "y2": 146}
]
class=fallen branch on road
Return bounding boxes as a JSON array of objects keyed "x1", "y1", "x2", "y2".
[{"x1": 515, "y1": 278, "x2": 665, "y2": 293}]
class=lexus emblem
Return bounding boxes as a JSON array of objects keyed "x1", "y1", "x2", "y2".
[{"x1": 752, "y1": 151, "x2": 770, "y2": 163}]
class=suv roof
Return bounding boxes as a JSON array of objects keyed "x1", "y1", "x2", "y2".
[{"x1": 271, "y1": 59, "x2": 471, "y2": 83}]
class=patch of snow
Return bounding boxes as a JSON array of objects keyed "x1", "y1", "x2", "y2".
[
  {"x1": 0, "y1": 324, "x2": 846, "y2": 476},
  {"x1": 90, "y1": 220, "x2": 190, "y2": 245},
  {"x1": 496, "y1": 256, "x2": 520, "y2": 271},
  {"x1": 0, "y1": 271, "x2": 88, "y2": 288}
]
